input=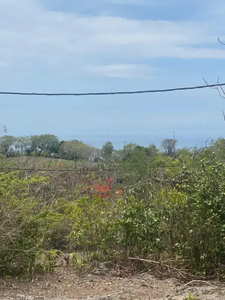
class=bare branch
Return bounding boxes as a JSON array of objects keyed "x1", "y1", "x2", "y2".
[
  {"x1": 222, "y1": 110, "x2": 225, "y2": 121},
  {"x1": 216, "y1": 86, "x2": 225, "y2": 99},
  {"x1": 202, "y1": 78, "x2": 217, "y2": 90},
  {"x1": 220, "y1": 84, "x2": 225, "y2": 95},
  {"x1": 128, "y1": 257, "x2": 208, "y2": 280},
  {"x1": 203, "y1": 77, "x2": 225, "y2": 99},
  {"x1": 218, "y1": 37, "x2": 225, "y2": 45}
]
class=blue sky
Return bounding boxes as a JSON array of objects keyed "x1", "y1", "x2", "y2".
[{"x1": 1, "y1": 0, "x2": 225, "y2": 149}]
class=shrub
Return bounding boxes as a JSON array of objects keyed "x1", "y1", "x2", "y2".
[{"x1": 0, "y1": 172, "x2": 64, "y2": 276}]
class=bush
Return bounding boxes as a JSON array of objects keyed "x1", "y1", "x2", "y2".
[
  {"x1": 0, "y1": 172, "x2": 64, "y2": 276},
  {"x1": 156, "y1": 150, "x2": 225, "y2": 275},
  {"x1": 1, "y1": 146, "x2": 225, "y2": 278},
  {"x1": 67, "y1": 195, "x2": 162, "y2": 261}
]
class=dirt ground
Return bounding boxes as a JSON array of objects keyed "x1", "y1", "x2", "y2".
[{"x1": 1, "y1": 267, "x2": 225, "y2": 300}]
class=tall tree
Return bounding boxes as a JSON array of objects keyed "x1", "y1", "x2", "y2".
[
  {"x1": 15, "y1": 136, "x2": 31, "y2": 155},
  {"x1": 161, "y1": 139, "x2": 177, "y2": 156},
  {"x1": 147, "y1": 144, "x2": 159, "y2": 157},
  {"x1": 0, "y1": 135, "x2": 16, "y2": 157},
  {"x1": 30, "y1": 134, "x2": 60, "y2": 156},
  {"x1": 101, "y1": 141, "x2": 114, "y2": 162},
  {"x1": 123, "y1": 143, "x2": 138, "y2": 160},
  {"x1": 60, "y1": 140, "x2": 94, "y2": 160}
]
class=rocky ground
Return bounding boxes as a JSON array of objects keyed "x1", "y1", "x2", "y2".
[{"x1": 0, "y1": 267, "x2": 225, "y2": 300}]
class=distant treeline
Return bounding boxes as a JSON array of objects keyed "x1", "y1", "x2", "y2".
[
  {"x1": 1, "y1": 134, "x2": 221, "y2": 162},
  {"x1": 0, "y1": 134, "x2": 163, "y2": 161}
]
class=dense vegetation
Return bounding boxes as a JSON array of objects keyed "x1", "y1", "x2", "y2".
[
  {"x1": 1, "y1": 134, "x2": 225, "y2": 280},
  {"x1": 0, "y1": 134, "x2": 100, "y2": 160}
]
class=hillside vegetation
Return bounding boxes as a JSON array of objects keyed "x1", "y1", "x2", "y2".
[{"x1": 1, "y1": 135, "x2": 225, "y2": 280}]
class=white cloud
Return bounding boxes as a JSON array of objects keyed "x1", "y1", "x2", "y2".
[
  {"x1": 0, "y1": 0, "x2": 224, "y2": 79},
  {"x1": 104, "y1": 0, "x2": 148, "y2": 4},
  {"x1": 87, "y1": 64, "x2": 155, "y2": 78},
  {"x1": 104, "y1": 0, "x2": 183, "y2": 6}
]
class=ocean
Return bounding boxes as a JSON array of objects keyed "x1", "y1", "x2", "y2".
[{"x1": 59, "y1": 134, "x2": 217, "y2": 150}]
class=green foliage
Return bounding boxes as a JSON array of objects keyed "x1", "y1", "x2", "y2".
[
  {"x1": 116, "y1": 198, "x2": 161, "y2": 257},
  {"x1": 122, "y1": 143, "x2": 158, "y2": 182},
  {"x1": 2, "y1": 138, "x2": 225, "y2": 279},
  {"x1": 15, "y1": 136, "x2": 31, "y2": 155},
  {"x1": 34, "y1": 250, "x2": 60, "y2": 273},
  {"x1": 60, "y1": 140, "x2": 95, "y2": 160},
  {"x1": 68, "y1": 196, "x2": 114, "y2": 252},
  {"x1": 210, "y1": 138, "x2": 225, "y2": 162},
  {"x1": 187, "y1": 294, "x2": 197, "y2": 300},
  {"x1": 154, "y1": 149, "x2": 225, "y2": 274},
  {"x1": 0, "y1": 135, "x2": 16, "y2": 157},
  {"x1": 30, "y1": 134, "x2": 60, "y2": 156},
  {"x1": 101, "y1": 141, "x2": 114, "y2": 162},
  {"x1": 66, "y1": 195, "x2": 162, "y2": 261},
  {"x1": 0, "y1": 172, "x2": 65, "y2": 276}
]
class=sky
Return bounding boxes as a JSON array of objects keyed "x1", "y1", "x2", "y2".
[{"x1": 1, "y1": 0, "x2": 225, "y2": 149}]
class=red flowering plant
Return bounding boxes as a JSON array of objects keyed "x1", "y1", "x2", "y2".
[{"x1": 82, "y1": 177, "x2": 124, "y2": 199}]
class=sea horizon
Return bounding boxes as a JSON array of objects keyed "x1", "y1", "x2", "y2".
[{"x1": 59, "y1": 134, "x2": 220, "y2": 150}]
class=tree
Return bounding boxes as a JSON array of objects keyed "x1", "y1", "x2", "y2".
[
  {"x1": 147, "y1": 144, "x2": 159, "y2": 157},
  {"x1": 89, "y1": 148, "x2": 102, "y2": 162},
  {"x1": 15, "y1": 136, "x2": 31, "y2": 155},
  {"x1": 161, "y1": 139, "x2": 177, "y2": 156},
  {"x1": 60, "y1": 140, "x2": 94, "y2": 160},
  {"x1": 209, "y1": 138, "x2": 225, "y2": 162},
  {"x1": 123, "y1": 143, "x2": 159, "y2": 161},
  {"x1": 0, "y1": 135, "x2": 16, "y2": 157},
  {"x1": 120, "y1": 143, "x2": 155, "y2": 184},
  {"x1": 123, "y1": 143, "x2": 138, "y2": 161},
  {"x1": 101, "y1": 142, "x2": 114, "y2": 162},
  {"x1": 30, "y1": 134, "x2": 60, "y2": 156}
]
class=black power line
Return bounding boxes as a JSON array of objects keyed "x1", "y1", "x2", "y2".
[
  {"x1": 0, "y1": 83, "x2": 224, "y2": 97},
  {"x1": 0, "y1": 166, "x2": 180, "y2": 172}
]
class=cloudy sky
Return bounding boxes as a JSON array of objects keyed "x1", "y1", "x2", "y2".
[{"x1": 1, "y1": 0, "x2": 225, "y2": 148}]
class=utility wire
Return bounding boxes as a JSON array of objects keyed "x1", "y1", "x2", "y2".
[
  {"x1": 0, "y1": 83, "x2": 224, "y2": 97},
  {"x1": 0, "y1": 166, "x2": 180, "y2": 172}
]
